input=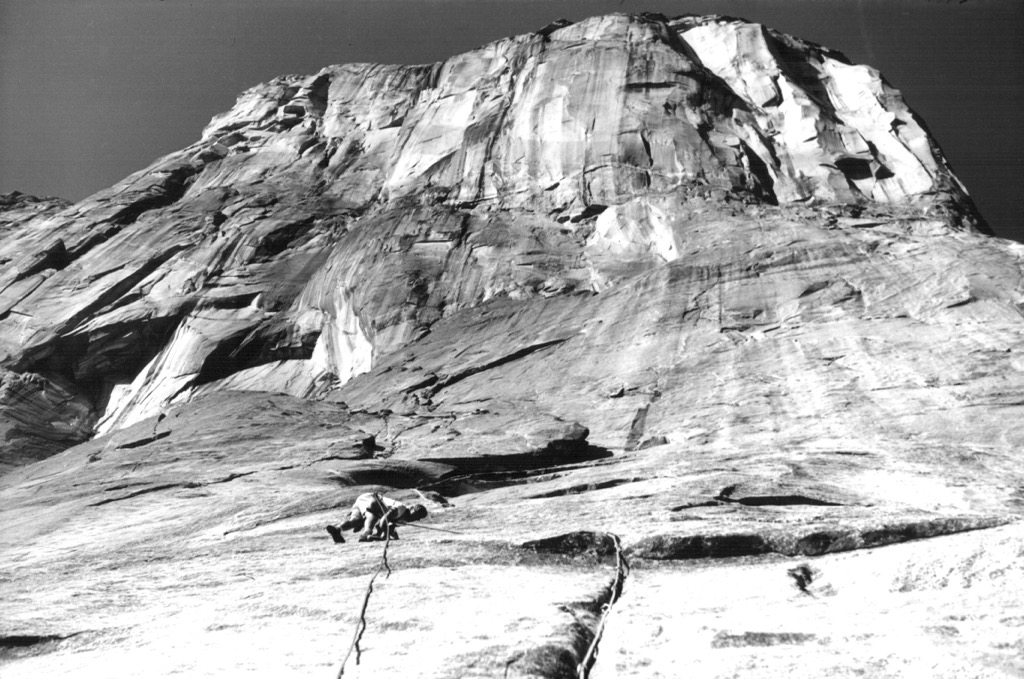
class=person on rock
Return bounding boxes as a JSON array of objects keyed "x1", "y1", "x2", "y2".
[{"x1": 325, "y1": 493, "x2": 428, "y2": 543}]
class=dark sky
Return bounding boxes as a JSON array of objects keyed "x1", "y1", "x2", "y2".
[{"x1": 2, "y1": 0, "x2": 1021, "y2": 240}]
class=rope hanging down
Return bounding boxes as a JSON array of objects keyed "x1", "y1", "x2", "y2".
[{"x1": 336, "y1": 494, "x2": 394, "y2": 678}]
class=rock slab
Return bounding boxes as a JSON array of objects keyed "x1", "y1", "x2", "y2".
[{"x1": 1, "y1": 13, "x2": 1022, "y2": 679}]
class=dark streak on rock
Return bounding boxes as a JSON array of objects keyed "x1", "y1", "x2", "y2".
[
  {"x1": 12, "y1": 240, "x2": 72, "y2": 283},
  {"x1": 728, "y1": 494, "x2": 843, "y2": 507},
  {"x1": 115, "y1": 430, "x2": 172, "y2": 449},
  {"x1": 0, "y1": 633, "x2": 76, "y2": 648},
  {"x1": 90, "y1": 471, "x2": 259, "y2": 506},
  {"x1": 90, "y1": 483, "x2": 187, "y2": 506},
  {"x1": 711, "y1": 631, "x2": 819, "y2": 648},
  {"x1": 521, "y1": 531, "x2": 619, "y2": 558},
  {"x1": 570, "y1": 204, "x2": 608, "y2": 223},
  {"x1": 629, "y1": 516, "x2": 1011, "y2": 560},
  {"x1": 632, "y1": 533, "x2": 771, "y2": 560},
  {"x1": 669, "y1": 500, "x2": 723, "y2": 511},
  {"x1": 0, "y1": 632, "x2": 85, "y2": 662},
  {"x1": 415, "y1": 338, "x2": 570, "y2": 399},
  {"x1": 624, "y1": 405, "x2": 650, "y2": 451},
  {"x1": 524, "y1": 477, "x2": 642, "y2": 499},
  {"x1": 423, "y1": 445, "x2": 613, "y2": 496},
  {"x1": 624, "y1": 81, "x2": 685, "y2": 91},
  {"x1": 714, "y1": 485, "x2": 842, "y2": 507}
]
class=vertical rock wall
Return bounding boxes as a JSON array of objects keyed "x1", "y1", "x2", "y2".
[{"x1": 0, "y1": 12, "x2": 998, "y2": 463}]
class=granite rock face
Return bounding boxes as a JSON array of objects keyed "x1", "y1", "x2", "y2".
[
  {"x1": 0, "y1": 13, "x2": 991, "y2": 453},
  {"x1": 1, "y1": 13, "x2": 1022, "y2": 678}
]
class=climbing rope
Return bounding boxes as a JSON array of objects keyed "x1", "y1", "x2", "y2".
[
  {"x1": 576, "y1": 533, "x2": 629, "y2": 679},
  {"x1": 333, "y1": 493, "x2": 463, "y2": 676},
  {"x1": 336, "y1": 494, "x2": 394, "y2": 678},
  {"x1": 392, "y1": 521, "x2": 463, "y2": 535}
]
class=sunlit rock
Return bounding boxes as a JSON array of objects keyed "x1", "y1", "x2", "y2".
[{"x1": 1, "y1": 13, "x2": 1021, "y2": 678}]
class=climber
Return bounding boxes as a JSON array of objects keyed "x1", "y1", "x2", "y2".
[{"x1": 325, "y1": 492, "x2": 428, "y2": 543}]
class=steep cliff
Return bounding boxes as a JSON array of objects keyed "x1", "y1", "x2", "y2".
[
  {"x1": 1, "y1": 13, "x2": 1022, "y2": 678},
  {"x1": 0, "y1": 13, "x2": 993, "y2": 461}
]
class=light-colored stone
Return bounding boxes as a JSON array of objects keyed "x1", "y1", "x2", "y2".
[
  {"x1": 593, "y1": 522, "x2": 1024, "y2": 679},
  {"x1": 1, "y1": 12, "x2": 1021, "y2": 678}
]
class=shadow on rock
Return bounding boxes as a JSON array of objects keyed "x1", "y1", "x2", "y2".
[
  {"x1": 521, "y1": 530, "x2": 620, "y2": 558},
  {"x1": 424, "y1": 442, "x2": 614, "y2": 497}
]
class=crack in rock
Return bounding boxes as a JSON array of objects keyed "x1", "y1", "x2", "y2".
[
  {"x1": 407, "y1": 338, "x2": 570, "y2": 401},
  {"x1": 524, "y1": 477, "x2": 644, "y2": 500},
  {"x1": 714, "y1": 485, "x2": 844, "y2": 507},
  {"x1": 0, "y1": 633, "x2": 77, "y2": 648},
  {"x1": 511, "y1": 532, "x2": 629, "y2": 679},
  {"x1": 424, "y1": 444, "x2": 613, "y2": 497},
  {"x1": 576, "y1": 533, "x2": 628, "y2": 679},
  {"x1": 629, "y1": 516, "x2": 1012, "y2": 560},
  {"x1": 90, "y1": 471, "x2": 259, "y2": 507},
  {"x1": 115, "y1": 430, "x2": 172, "y2": 449},
  {"x1": 720, "y1": 494, "x2": 843, "y2": 507},
  {"x1": 522, "y1": 531, "x2": 619, "y2": 558},
  {"x1": 0, "y1": 632, "x2": 84, "y2": 662}
]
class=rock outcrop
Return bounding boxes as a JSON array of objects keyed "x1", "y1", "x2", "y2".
[{"x1": 1, "y1": 13, "x2": 1022, "y2": 678}]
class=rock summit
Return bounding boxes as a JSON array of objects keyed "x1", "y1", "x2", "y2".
[{"x1": 1, "y1": 13, "x2": 1022, "y2": 678}]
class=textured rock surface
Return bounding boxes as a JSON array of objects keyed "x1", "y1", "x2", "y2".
[
  {"x1": 0, "y1": 192, "x2": 72, "y2": 234},
  {"x1": 1, "y1": 13, "x2": 1022, "y2": 678}
]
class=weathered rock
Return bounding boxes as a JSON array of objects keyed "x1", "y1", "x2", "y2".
[
  {"x1": 1, "y1": 12, "x2": 1022, "y2": 679},
  {"x1": 0, "y1": 13, "x2": 992, "y2": 455},
  {"x1": 0, "y1": 192, "x2": 72, "y2": 235},
  {"x1": 0, "y1": 369, "x2": 94, "y2": 472}
]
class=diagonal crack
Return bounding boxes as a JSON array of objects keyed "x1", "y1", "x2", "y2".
[
  {"x1": 115, "y1": 431, "x2": 172, "y2": 449},
  {"x1": 89, "y1": 471, "x2": 259, "y2": 507},
  {"x1": 407, "y1": 338, "x2": 570, "y2": 400}
]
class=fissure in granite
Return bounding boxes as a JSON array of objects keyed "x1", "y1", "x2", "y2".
[{"x1": 1, "y1": 11, "x2": 1023, "y2": 679}]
